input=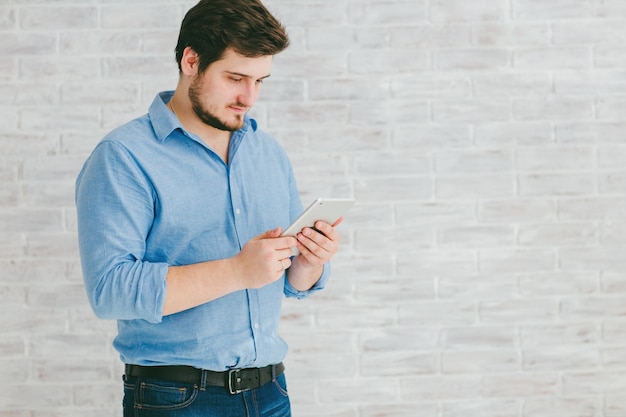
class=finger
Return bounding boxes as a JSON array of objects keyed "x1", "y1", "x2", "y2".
[
  {"x1": 331, "y1": 216, "x2": 344, "y2": 227},
  {"x1": 298, "y1": 230, "x2": 329, "y2": 257}
]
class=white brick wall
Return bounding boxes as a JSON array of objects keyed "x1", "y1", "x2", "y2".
[{"x1": 2, "y1": 0, "x2": 626, "y2": 416}]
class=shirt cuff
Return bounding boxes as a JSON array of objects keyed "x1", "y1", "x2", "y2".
[{"x1": 284, "y1": 263, "x2": 330, "y2": 299}]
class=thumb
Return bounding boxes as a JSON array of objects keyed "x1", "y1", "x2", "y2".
[{"x1": 254, "y1": 226, "x2": 283, "y2": 240}]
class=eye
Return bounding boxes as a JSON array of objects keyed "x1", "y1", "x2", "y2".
[{"x1": 229, "y1": 77, "x2": 243, "y2": 83}]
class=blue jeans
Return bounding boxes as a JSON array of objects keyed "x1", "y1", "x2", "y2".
[{"x1": 122, "y1": 372, "x2": 291, "y2": 417}]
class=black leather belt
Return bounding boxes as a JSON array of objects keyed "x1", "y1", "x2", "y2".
[{"x1": 125, "y1": 362, "x2": 284, "y2": 394}]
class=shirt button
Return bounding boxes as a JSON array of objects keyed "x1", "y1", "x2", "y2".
[
  {"x1": 235, "y1": 208, "x2": 241, "y2": 215},
  {"x1": 253, "y1": 323, "x2": 259, "y2": 329}
]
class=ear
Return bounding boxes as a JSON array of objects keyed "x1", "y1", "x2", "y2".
[{"x1": 180, "y1": 46, "x2": 200, "y2": 76}]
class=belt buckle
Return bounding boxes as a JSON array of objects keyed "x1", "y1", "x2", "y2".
[{"x1": 227, "y1": 369, "x2": 249, "y2": 395}]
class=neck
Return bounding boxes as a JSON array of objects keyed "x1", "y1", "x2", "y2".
[{"x1": 168, "y1": 93, "x2": 231, "y2": 162}]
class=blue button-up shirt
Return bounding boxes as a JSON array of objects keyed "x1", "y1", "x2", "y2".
[{"x1": 75, "y1": 91, "x2": 329, "y2": 370}]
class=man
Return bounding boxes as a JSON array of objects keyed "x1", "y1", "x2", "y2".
[{"x1": 75, "y1": 1, "x2": 342, "y2": 415}]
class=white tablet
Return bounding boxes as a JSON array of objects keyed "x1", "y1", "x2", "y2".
[{"x1": 282, "y1": 197, "x2": 355, "y2": 256}]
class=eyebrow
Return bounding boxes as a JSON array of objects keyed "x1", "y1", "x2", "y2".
[{"x1": 225, "y1": 71, "x2": 271, "y2": 81}]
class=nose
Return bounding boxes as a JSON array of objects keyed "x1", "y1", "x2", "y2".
[{"x1": 237, "y1": 80, "x2": 260, "y2": 108}]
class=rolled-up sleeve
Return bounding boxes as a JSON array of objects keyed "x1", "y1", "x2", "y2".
[{"x1": 75, "y1": 141, "x2": 167, "y2": 323}]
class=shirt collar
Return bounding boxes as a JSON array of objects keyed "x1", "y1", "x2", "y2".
[{"x1": 149, "y1": 91, "x2": 258, "y2": 143}]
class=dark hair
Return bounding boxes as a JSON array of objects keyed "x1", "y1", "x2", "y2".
[{"x1": 175, "y1": 0, "x2": 290, "y2": 73}]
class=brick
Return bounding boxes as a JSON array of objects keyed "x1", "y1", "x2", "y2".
[
  {"x1": 101, "y1": 5, "x2": 180, "y2": 29},
  {"x1": 517, "y1": 146, "x2": 594, "y2": 171},
  {"x1": 513, "y1": 0, "x2": 592, "y2": 20},
  {"x1": 442, "y1": 400, "x2": 519, "y2": 417},
  {"x1": 472, "y1": 23, "x2": 550, "y2": 46},
  {"x1": 393, "y1": 124, "x2": 472, "y2": 149},
  {"x1": 479, "y1": 199, "x2": 556, "y2": 223},
  {"x1": 360, "y1": 328, "x2": 438, "y2": 352},
  {"x1": 397, "y1": 250, "x2": 477, "y2": 277},
  {"x1": 430, "y1": 0, "x2": 509, "y2": 22},
  {"x1": 518, "y1": 223, "x2": 597, "y2": 246},
  {"x1": 518, "y1": 173, "x2": 595, "y2": 196},
  {"x1": 269, "y1": 102, "x2": 349, "y2": 126},
  {"x1": 436, "y1": 149, "x2": 513, "y2": 173},
  {"x1": 307, "y1": 27, "x2": 389, "y2": 50},
  {"x1": 602, "y1": 321, "x2": 626, "y2": 343},
  {"x1": 514, "y1": 47, "x2": 591, "y2": 69},
  {"x1": 399, "y1": 300, "x2": 477, "y2": 326},
  {"x1": 391, "y1": 25, "x2": 470, "y2": 48},
  {"x1": 33, "y1": 359, "x2": 111, "y2": 382},
  {"x1": 556, "y1": 70, "x2": 626, "y2": 94},
  {"x1": 513, "y1": 97, "x2": 593, "y2": 121},
  {"x1": 523, "y1": 398, "x2": 602, "y2": 417},
  {"x1": 141, "y1": 29, "x2": 179, "y2": 54},
  {"x1": 0, "y1": 385, "x2": 71, "y2": 409},
  {"x1": 442, "y1": 350, "x2": 520, "y2": 374},
  {"x1": 348, "y1": 1, "x2": 427, "y2": 25},
  {"x1": 433, "y1": 99, "x2": 511, "y2": 122},
  {"x1": 601, "y1": 273, "x2": 626, "y2": 294},
  {"x1": 599, "y1": 172, "x2": 626, "y2": 195},
  {"x1": 352, "y1": 100, "x2": 430, "y2": 125},
  {"x1": 103, "y1": 56, "x2": 174, "y2": 80},
  {"x1": 560, "y1": 248, "x2": 626, "y2": 272},
  {"x1": 436, "y1": 49, "x2": 510, "y2": 71},
  {"x1": 19, "y1": 57, "x2": 101, "y2": 81},
  {"x1": 309, "y1": 78, "x2": 389, "y2": 101},
  {"x1": 0, "y1": 33, "x2": 56, "y2": 55},
  {"x1": 474, "y1": 122, "x2": 553, "y2": 146},
  {"x1": 553, "y1": 21, "x2": 626, "y2": 45},
  {"x1": 607, "y1": 395, "x2": 626, "y2": 417},
  {"x1": 473, "y1": 73, "x2": 551, "y2": 97},
  {"x1": 482, "y1": 373, "x2": 559, "y2": 397},
  {"x1": 519, "y1": 272, "x2": 598, "y2": 296},
  {"x1": 479, "y1": 248, "x2": 556, "y2": 273},
  {"x1": 0, "y1": 209, "x2": 63, "y2": 233},
  {"x1": 400, "y1": 375, "x2": 482, "y2": 400},
  {"x1": 561, "y1": 296, "x2": 626, "y2": 320},
  {"x1": 356, "y1": 226, "x2": 434, "y2": 253},
  {"x1": 397, "y1": 201, "x2": 476, "y2": 225},
  {"x1": 521, "y1": 323, "x2": 599, "y2": 346},
  {"x1": 556, "y1": 122, "x2": 626, "y2": 144},
  {"x1": 269, "y1": 2, "x2": 346, "y2": 26},
  {"x1": 20, "y1": 6, "x2": 96, "y2": 30},
  {"x1": 355, "y1": 177, "x2": 432, "y2": 202},
  {"x1": 61, "y1": 81, "x2": 139, "y2": 105},
  {"x1": 562, "y1": 372, "x2": 626, "y2": 395},
  {"x1": 597, "y1": 96, "x2": 626, "y2": 120},
  {"x1": 349, "y1": 50, "x2": 430, "y2": 74},
  {"x1": 60, "y1": 31, "x2": 142, "y2": 55},
  {"x1": 523, "y1": 347, "x2": 600, "y2": 370},
  {"x1": 558, "y1": 197, "x2": 626, "y2": 220},
  {"x1": 392, "y1": 74, "x2": 471, "y2": 98},
  {"x1": 361, "y1": 404, "x2": 438, "y2": 417},
  {"x1": 479, "y1": 298, "x2": 558, "y2": 323},
  {"x1": 319, "y1": 379, "x2": 397, "y2": 404},
  {"x1": 596, "y1": 46, "x2": 626, "y2": 68},
  {"x1": 436, "y1": 174, "x2": 515, "y2": 199},
  {"x1": 356, "y1": 274, "x2": 435, "y2": 302},
  {"x1": 442, "y1": 327, "x2": 518, "y2": 350},
  {"x1": 594, "y1": 0, "x2": 626, "y2": 17},
  {"x1": 362, "y1": 351, "x2": 437, "y2": 377},
  {"x1": 0, "y1": 6, "x2": 15, "y2": 30},
  {"x1": 439, "y1": 274, "x2": 519, "y2": 299},
  {"x1": 438, "y1": 225, "x2": 515, "y2": 248}
]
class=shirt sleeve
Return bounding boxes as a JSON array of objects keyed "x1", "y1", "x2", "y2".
[
  {"x1": 75, "y1": 140, "x2": 167, "y2": 323},
  {"x1": 281, "y1": 154, "x2": 331, "y2": 299}
]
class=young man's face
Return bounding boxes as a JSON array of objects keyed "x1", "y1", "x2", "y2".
[{"x1": 188, "y1": 48, "x2": 273, "y2": 132}]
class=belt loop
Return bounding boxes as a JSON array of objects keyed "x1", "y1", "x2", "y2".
[
  {"x1": 271, "y1": 364, "x2": 276, "y2": 381},
  {"x1": 200, "y1": 370, "x2": 207, "y2": 391}
]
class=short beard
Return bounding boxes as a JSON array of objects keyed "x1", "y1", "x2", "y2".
[{"x1": 188, "y1": 75, "x2": 246, "y2": 132}]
